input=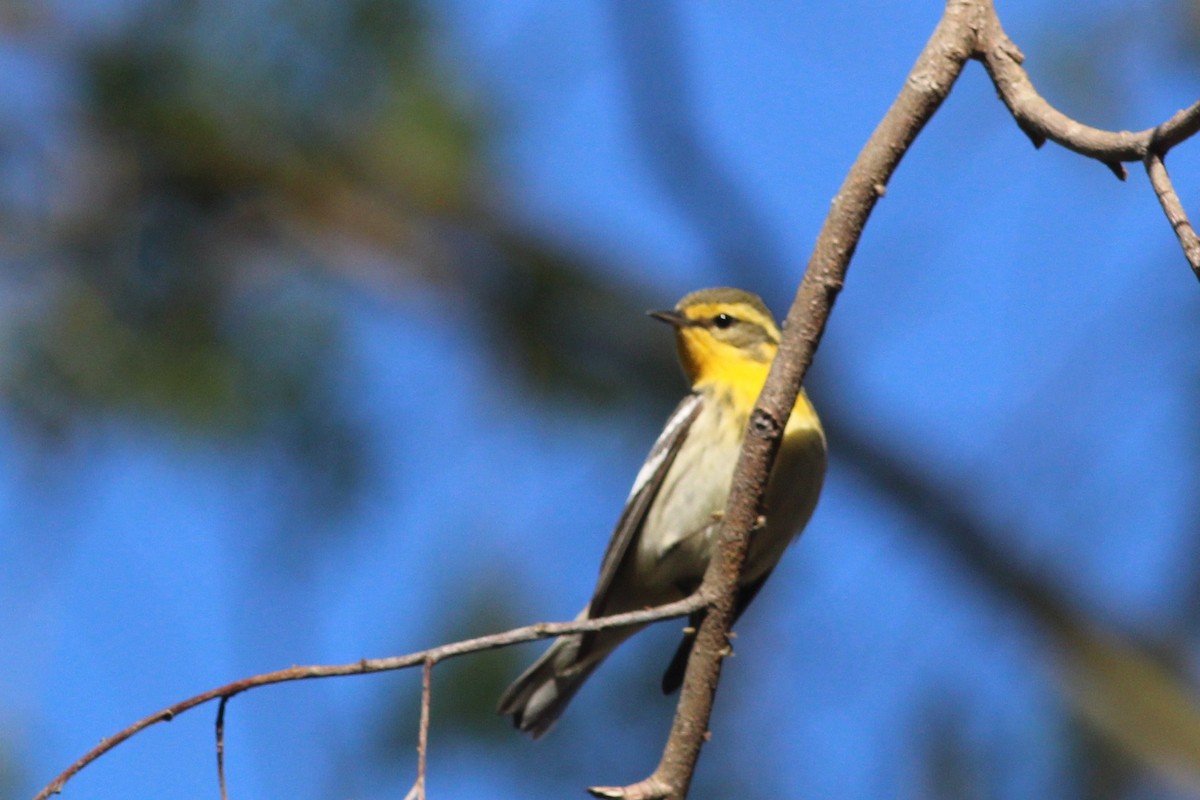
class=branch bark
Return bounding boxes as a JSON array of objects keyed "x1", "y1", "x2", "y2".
[
  {"x1": 402, "y1": 658, "x2": 434, "y2": 800},
  {"x1": 1145, "y1": 152, "x2": 1200, "y2": 281}
]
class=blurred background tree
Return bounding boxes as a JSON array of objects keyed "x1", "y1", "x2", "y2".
[{"x1": 2, "y1": 2, "x2": 1199, "y2": 799}]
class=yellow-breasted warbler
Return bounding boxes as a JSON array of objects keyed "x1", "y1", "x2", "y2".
[{"x1": 498, "y1": 287, "x2": 826, "y2": 737}]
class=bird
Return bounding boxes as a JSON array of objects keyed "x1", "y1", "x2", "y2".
[{"x1": 497, "y1": 287, "x2": 826, "y2": 738}]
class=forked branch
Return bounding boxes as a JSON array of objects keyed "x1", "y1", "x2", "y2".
[
  {"x1": 975, "y1": 6, "x2": 1200, "y2": 277},
  {"x1": 31, "y1": 594, "x2": 707, "y2": 800}
]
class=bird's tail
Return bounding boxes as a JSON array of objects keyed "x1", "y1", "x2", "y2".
[{"x1": 497, "y1": 633, "x2": 600, "y2": 739}]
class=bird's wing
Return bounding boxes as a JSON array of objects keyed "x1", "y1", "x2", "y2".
[{"x1": 586, "y1": 392, "x2": 702, "y2": 620}]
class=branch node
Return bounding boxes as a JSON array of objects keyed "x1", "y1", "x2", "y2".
[
  {"x1": 749, "y1": 407, "x2": 781, "y2": 438},
  {"x1": 1104, "y1": 160, "x2": 1128, "y2": 181}
]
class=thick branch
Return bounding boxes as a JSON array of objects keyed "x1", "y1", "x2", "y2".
[
  {"x1": 32, "y1": 594, "x2": 705, "y2": 800},
  {"x1": 589, "y1": 3, "x2": 983, "y2": 799}
]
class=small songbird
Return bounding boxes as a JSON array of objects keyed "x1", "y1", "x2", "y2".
[{"x1": 498, "y1": 287, "x2": 826, "y2": 738}]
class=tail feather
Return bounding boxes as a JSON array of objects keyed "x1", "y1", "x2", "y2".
[{"x1": 497, "y1": 634, "x2": 597, "y2": 738}]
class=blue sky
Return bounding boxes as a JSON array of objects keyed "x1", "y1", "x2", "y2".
[{"x1": 3, "y1": 2, "x2": 1200, "y2": 799}]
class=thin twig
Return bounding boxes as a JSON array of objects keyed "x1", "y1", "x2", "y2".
[
  {"x1": 216, "y1": 696, "x2": 230, "y2": 800},
  {"x1": 403, "y1": 658, "x2": 434, "y2": 800},
  {"x1": 978, "y1": 21, "x2": 1200, "y2": 175},
  {"x1": 32, "y1": 594, "x2": 706, "y2": 800},
  {"x1": 973, "y1": 0, "x2": 1200, "y2": 274},
  {"x1": 1145, "y1": 153, "x2": 1200, "y2": 282}
]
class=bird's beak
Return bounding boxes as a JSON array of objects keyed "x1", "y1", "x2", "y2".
[{"x1": 648, "y1": 309, "x2": 693, "y2": 327}]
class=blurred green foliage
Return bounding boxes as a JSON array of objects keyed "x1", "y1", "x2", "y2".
[
  {"x1": 5, "y1": 2, "x2": 1200, "y2": 799},
  {"x1": 0, "y1": 0, "x2": 672, "y2": 522}
]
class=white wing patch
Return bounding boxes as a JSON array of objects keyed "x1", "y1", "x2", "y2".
[
  {"x1": 584, "y1": 393, "x2": 702, "y2": 625},
  {"x1": 626, "y1": 394, "x2": 703, "y2": 501}
]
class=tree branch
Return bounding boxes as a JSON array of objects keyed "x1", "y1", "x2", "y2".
[
  {"x1": 215, "y1": 696, "x2": 230, "y2": 800},
  {"x1": 587, "y1": 3, "x2": 985, "y2": 798},
  {"x1": 978, "y1": 31, "x2": 1200, "y2": 172},
  {"x1": 402, "y1": 658, "x2": 434, "y2": 800},
  {"x1": 1145, "y1": 153, "x2": 1200, "y2": 280},
  {"x1": 974, "y1": 2, "x2": 1200, "y2": 277},
  {"x1": 31, "y1": 594, "x2": 706, "y2": 800},
  {"x1": 587, "y1": 2, "x2": 1200, "y2": 797}
]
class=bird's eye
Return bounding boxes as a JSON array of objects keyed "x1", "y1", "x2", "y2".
[{"x1": 712, "y1": 313, "x2": 735, "y2": 329}]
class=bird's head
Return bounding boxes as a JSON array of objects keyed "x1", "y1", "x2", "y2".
[{"x1": 649, "y1": 287, "x2": 781, "y2": 389}]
